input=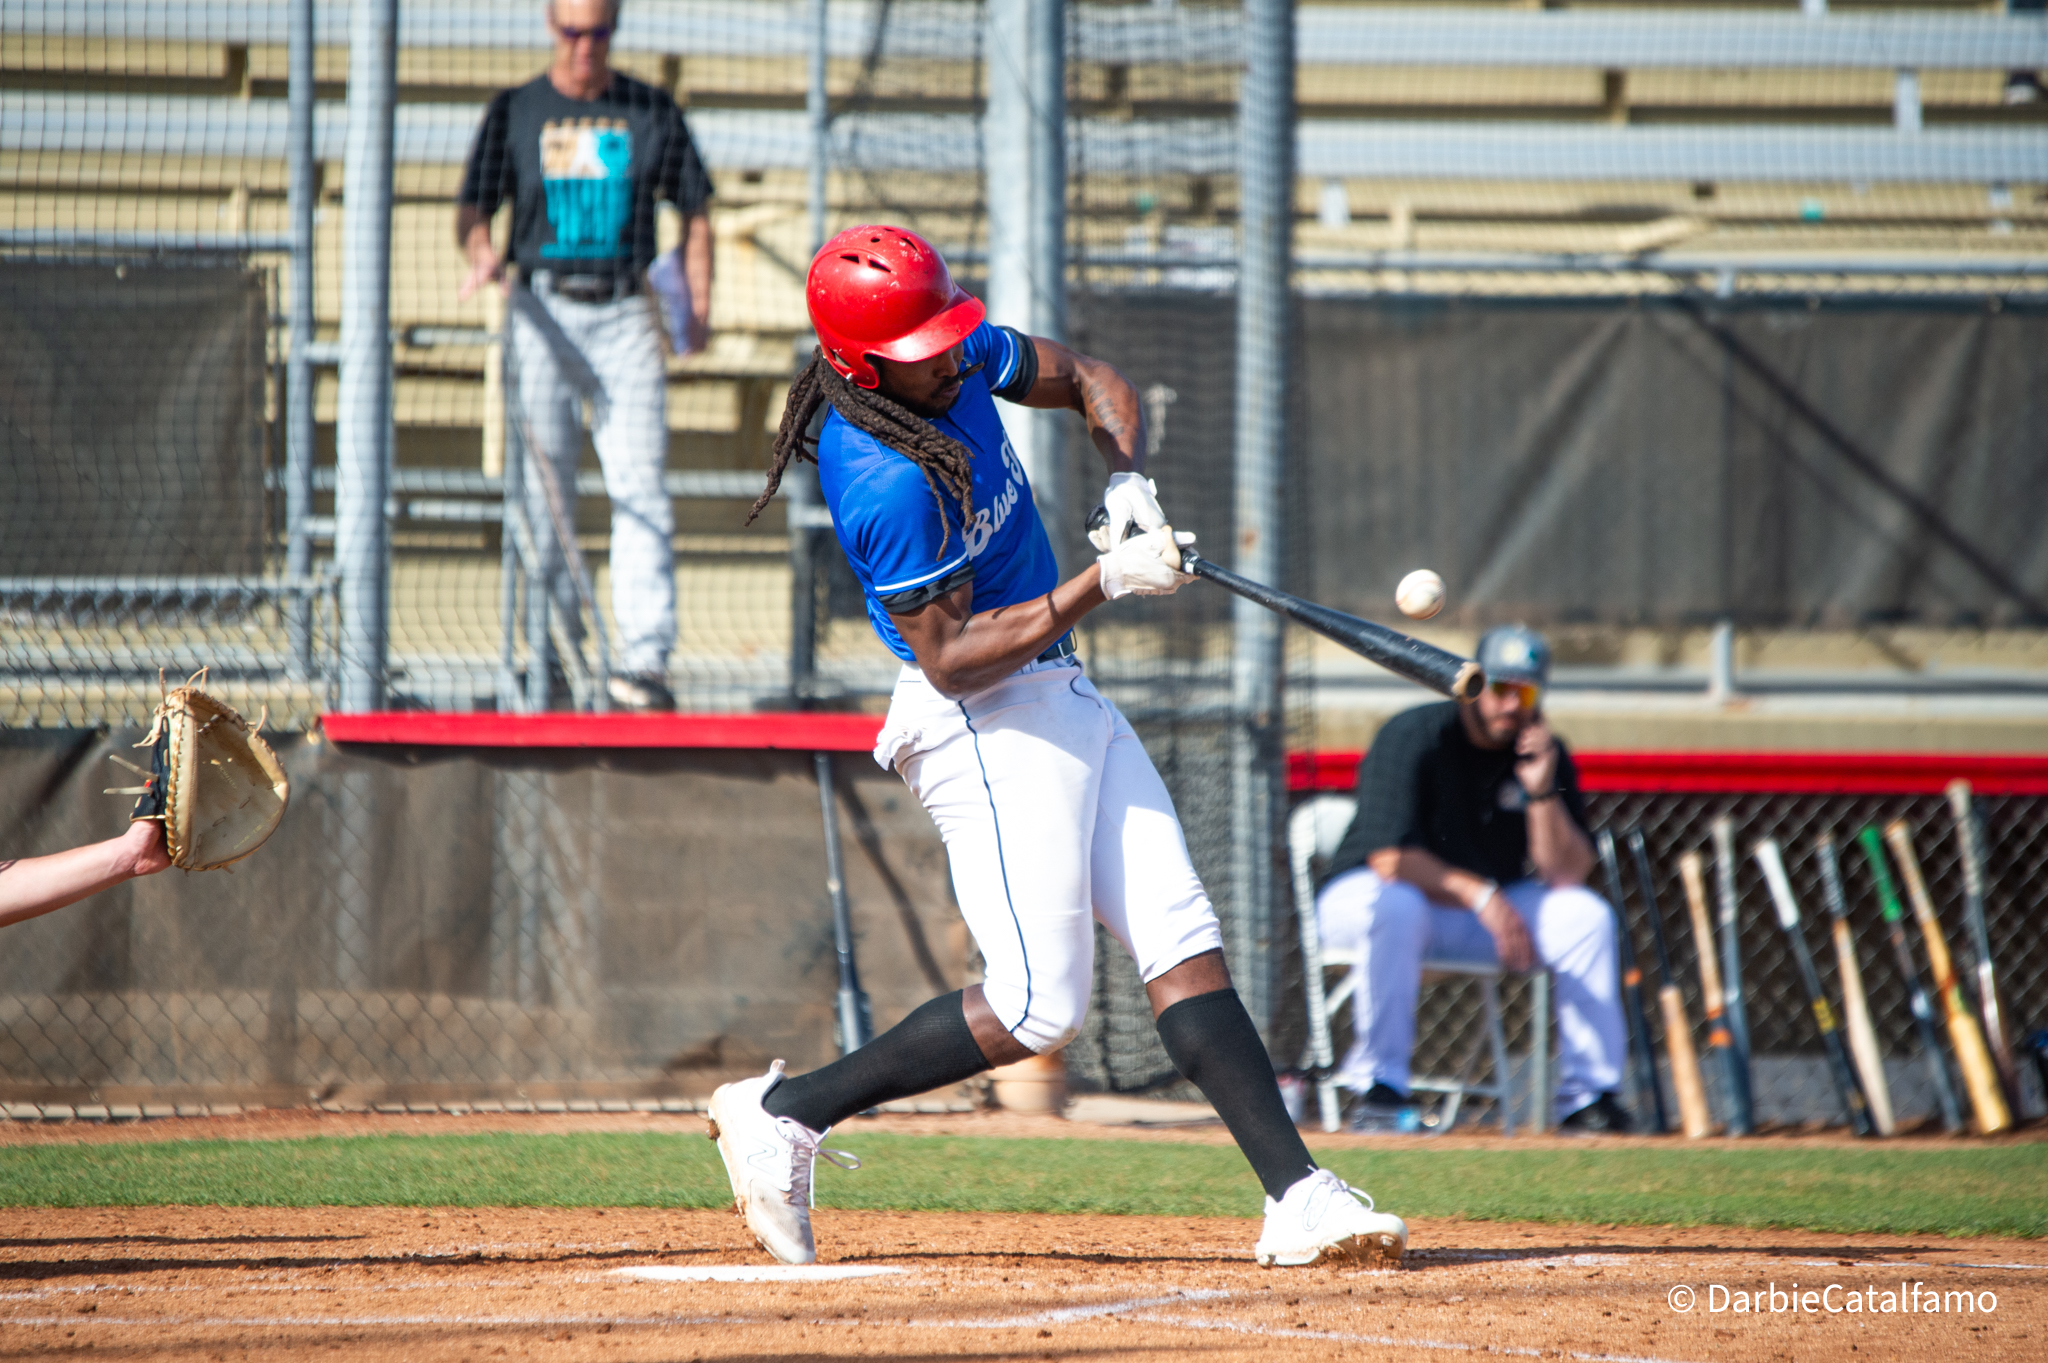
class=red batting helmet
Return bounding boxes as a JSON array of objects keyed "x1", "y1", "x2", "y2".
[{"x1": 807, "y1": 225, "x2": 984, "y2": 389}]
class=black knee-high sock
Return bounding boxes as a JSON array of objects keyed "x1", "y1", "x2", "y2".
[
  {"x1": 762, "y1": 989, "x2": 993, "y2": 1132},
  {"x1": 1155, "y1": 988, "x2": 1316, "y2": 1200}
]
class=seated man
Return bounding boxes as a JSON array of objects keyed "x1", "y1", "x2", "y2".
[{"x1": 1315, "y1": 625, "x2": 1629, "y2": 1132}]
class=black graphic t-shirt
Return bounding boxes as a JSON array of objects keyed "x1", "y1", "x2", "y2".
[
  {"x1": 458, "y1": 73, "x2": 713, "y2": 281},
  {"x1": 1320, "y1": 700, "x2": 1589, "y2": 888}
]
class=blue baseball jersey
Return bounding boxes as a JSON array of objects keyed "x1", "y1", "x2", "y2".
[{"x1": 818, "y1": 323, "x2": 1062, "y2": 663}]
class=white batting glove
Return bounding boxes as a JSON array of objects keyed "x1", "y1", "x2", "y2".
[
  {"x1": 1098, "y1": 527, "x2": 1196, "y2": 600},
  {"x1": 1089, "y1": 472, "x2": 1167, "y2": 553}
]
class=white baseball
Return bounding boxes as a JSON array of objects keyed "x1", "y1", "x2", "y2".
[{"x1": 1396, "y1": 569, "x2": 1445, "y2": 620}]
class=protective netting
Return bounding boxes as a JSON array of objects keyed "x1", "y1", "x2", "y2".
[{"x1": 3, "y1": 1, "x2": 2045, "y2": 1109}]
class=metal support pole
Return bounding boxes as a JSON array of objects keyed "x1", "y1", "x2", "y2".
[
  {"x1": 818, "y1": 752, "x2": 871, "y2": 1054},
  {"x1": 336, "y1": 0, "x2": 397, "y2": 712},
  {"x1": 1229, "y1": 0, "x2": 1294, "y2": 1038},
  {"x1": 984, "y1": 0, "x2": 1068, "y2": 564},
  {"x1": 285, "y1": 0, "x2": 316, "y2": 681},
  {"x1": 807, "y1": 0, "x2": 830, "y2": 255},
  {"x1": 791, "y1": 0, "x2": 830, "y2": 704}
]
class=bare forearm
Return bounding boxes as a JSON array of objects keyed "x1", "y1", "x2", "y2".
[
  {"x1": 905, "y1": 569, "x2": 1105, "y2": 697},
  {"x1": 457, "y1": 206, "x2": 494, "y2": 257},
  {"x1": 1525, "y1": 803, "x2": 1595, "y2": 886},
  {"x1": 1367, "y1": 846, "x2": 1498, "y2": 910},
  {"x1": 682, "y1": 213, "x2": 713, "y2": 320},
  {"x1": 0, "y1": 829, "x2": 154, "y2": 930},
  {"x1": 1019, "y1": 340, "x2": 1145, "y2": 474}
]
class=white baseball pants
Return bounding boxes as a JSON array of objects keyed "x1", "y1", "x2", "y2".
[
  {"x1": 1315, "y1": 866, "x2": 1627, "y2": 1119},
  {"x1": 876, "y1": 657, "x2": 1225, "y2": 1054},
  {"x1": 507, "y1": 282, "x2": 675, "y2": 678}
]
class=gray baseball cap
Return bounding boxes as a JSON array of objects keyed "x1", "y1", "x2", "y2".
[{"x1": 1475, "y1": 625, "x2": 1551, "y2": 689}]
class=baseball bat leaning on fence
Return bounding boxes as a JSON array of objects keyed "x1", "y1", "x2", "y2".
[
  {"x1": 1946, "y1": 780, "x2": 2019, "y2": 1111},
  {"x1": 1814, "y1": 834, "x2": 1895, "y2": 1136},
  {"x1": 1678, "y1": 848, "x2": 1753, "y2": 1136},
  {"x1": 1857, "y1": 827, "x2": 1964, "y2": 1133},
  {"x1": 816, "y1": 753, "x2": 872, "y2": 1056},
  {"x1": 1598, "y1": 830, "x2": 1670, "y2": 1134},
  {"x1": 1626, "y1": 832, "x2": 1711, "y2": 1138},
  {"x1": 1175, "y1": 548, "x2": 1484, "y2": 700},
  {"x1": 1753, "y1": 840, "x2": 1875, "y2": 1137},
  {"x1": 1883, "y1": 821, "x2": 2012, "y2": 1136},
  {"x1": 1709, "y1": 818, "x2": 1756, "y2": 1134}
]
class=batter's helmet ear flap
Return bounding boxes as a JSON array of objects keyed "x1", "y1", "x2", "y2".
[{"x1": 807, "y1": 226, "x2": 985, "y2": 390}]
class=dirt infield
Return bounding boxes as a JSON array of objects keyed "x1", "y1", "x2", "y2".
[{"x1": 1, "y1": 1202, "x2": 2038, "y2": 1362}]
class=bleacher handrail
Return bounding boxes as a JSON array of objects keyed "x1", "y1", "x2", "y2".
[{"x1": 4, "y1": 2, "x2": 2044, "y2": 71}]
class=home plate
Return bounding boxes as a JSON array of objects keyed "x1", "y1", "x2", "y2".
[{"x1": 613, "y1": 1265, "x2": 909, "y2": 1283}]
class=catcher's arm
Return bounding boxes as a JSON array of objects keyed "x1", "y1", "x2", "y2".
[{"x1": 0, "y1": 821, "x2": 170, "y2": 930}]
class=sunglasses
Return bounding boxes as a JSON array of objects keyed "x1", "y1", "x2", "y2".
[
  {"x1": 554, "y1": 21, "x2": 614, "y2": 41},
  {"x1": 1486, "y1": 679, "x2": 1541, "y2": 710}
]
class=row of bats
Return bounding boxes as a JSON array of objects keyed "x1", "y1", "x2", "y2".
[{"x1": 1596, "y1": 780, "x2": 2019, "y2": 1139}]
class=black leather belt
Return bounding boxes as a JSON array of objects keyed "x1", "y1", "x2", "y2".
[
  {"x1": 1036, "y1": 634, "x2": 1076, "y2": 663},
  {"x1": 527, "y1": 268, "x2": 639, "y2": 303}
]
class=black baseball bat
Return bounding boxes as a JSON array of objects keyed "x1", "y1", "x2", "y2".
[
  {"x1": 1598, "y1": 829, "x2": 1670, "y2": 1134},
  {"x1": 1753, "y1": 839, "x2": 1874, "y2": 1137},
  {"x1": 1178, "y1": 547, "x2": 1484, "y2": 700},
  {"x1": 1857, "y1": 826, "x2": 1965, "y2": 1133}
]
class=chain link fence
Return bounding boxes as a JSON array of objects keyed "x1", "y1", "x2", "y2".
[
  {"x1": 1304, "y1": 786, "x2": 2048, "y2": 1131},
  {"x1": 4, "y1": 2, "x2": 2046, "y2": 1112}
]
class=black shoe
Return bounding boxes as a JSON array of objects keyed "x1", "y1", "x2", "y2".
[
  {"x1": 608, "y1": 673, "x2": 676, "y2": 712},
  {"x1": 1350, "y1": 1082, "x2": 1422, "y2": 1134},
  {"x1": 1558, "y1": 1092, "x2": 1632, "y2": 1135},
  {"x1": 2006, "y1": 72, "x2": 2042, "y2": 106}
]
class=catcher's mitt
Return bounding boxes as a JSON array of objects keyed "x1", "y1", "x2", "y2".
[{"x1": 119, "y1": 675, "x2": 290, "y2": 871}]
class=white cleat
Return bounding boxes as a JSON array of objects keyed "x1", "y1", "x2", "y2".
[
  {"x1": 705, "y1": 1060, "x2": 859, "y2": 1265},
  {"x1": 1254, "y1": 1168, "x2": 1408, "y2": 1268}
]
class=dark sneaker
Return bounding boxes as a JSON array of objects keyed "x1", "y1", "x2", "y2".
[
  {"x1": 2005, "y1": 72, "x2": 2042, "y2": 105},
  {"x1": 1349, "y1": 1082, "x2": 1423, "y2": 1134},
  {"x1": 1558, "y1": 1092, "x2": 1632, "y2": 1135},
  {"x1": 608, "y1": 673, "x2": 676, "y2": 713}
]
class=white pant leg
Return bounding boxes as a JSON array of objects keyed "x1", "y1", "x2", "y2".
[
  {"x1": 585, "y1": 296, "x2": 675, "y2": 677},
  {"x1": 507, "y1": 288, "x2": 592, "y2": 652},
  {"x1": 1498, "y1": 880, "x2": 1626, "y2": 1116},
  {"x1": 892, "y1": 662, "x2": 1109, "y2": 1054},
  {"x1": 1083, "y1": 681, "x2": 1225, "y2": 984},
  {"x1": 1314, "y1": 867, "x2": 1435, "y2": 1094}
]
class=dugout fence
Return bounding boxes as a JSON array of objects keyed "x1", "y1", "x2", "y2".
[{"x1": 3, "y1": 0, "x2": 2045, "y2": 1115}]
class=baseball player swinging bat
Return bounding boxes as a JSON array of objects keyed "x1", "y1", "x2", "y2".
[
  {"x1": 1625, "y1": 831, "x2": 1711, "y2": 1137},
  {"x1": 1678, "y1": 848, "x2": 1753, "y2": 1137},
  {"x1": 1946, "y1": 780, "x2": 2020, "y2": 1110},
  {"x1": 1598, "y1": 829, "x2": 1670, "y2": 1135},
  {"x1": 1814, "y1": 834, "x2": 1895, "y2": 1136},
  {"x1": 1883, "y1": 821, "x2": 2012, "y2": 1135},
  {"x1": 1856, "y1": 826, "x2": 1964, "y2": 1133},
  {"x1": 1709, "y1": 818, "x2": 1756, "y2": 1134},
  {"x1": 1753, "y1": 839, "x2": 1874, "y2": 1137}
]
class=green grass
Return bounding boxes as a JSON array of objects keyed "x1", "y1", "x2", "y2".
[{"x1": 0, "y1": 1132, "x2": 2041, "y2": 1238}]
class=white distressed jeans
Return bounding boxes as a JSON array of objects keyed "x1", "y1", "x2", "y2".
[
  {"x1": 507, "y1": 282, "x2": 674, "y2": 678},
  {"x1": 1315, "y1": 866, "x2": 1627, "y2": 1119}
]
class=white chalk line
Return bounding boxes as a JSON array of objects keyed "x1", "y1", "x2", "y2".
[
  {"x1": 1126, "y1": 1312, "x2": 1705, "y2": 1363},
  {"x1": 0, "y1": 1290, "x2": 1227, "y2": 1334},
  {"x1": 2, "y1": 1314, "x2": 746, "y2": 1329},
  {"x1": 611, "y1": 1265, "x2": 906, "y2": 1283}
]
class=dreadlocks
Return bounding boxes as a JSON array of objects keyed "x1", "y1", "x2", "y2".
[{"x1": 749, "y1": 352, "x2": 977, "y2": 559}]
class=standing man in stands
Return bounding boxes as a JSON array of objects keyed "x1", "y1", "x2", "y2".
[{"x1": 456, "y1": 0, "x2": 714, "y2": 712}]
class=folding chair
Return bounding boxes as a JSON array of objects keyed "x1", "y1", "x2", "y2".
[{"x1": 1289, "y1": 794, "x2": 1548, "y2": 1136}]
